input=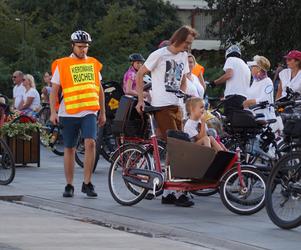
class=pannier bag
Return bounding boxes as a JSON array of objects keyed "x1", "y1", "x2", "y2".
[
  {"x1": 102, "y1": 81, "x2": 124, "y2": 120},
  {"x1": 111, "y1": 95, "x2": 147, "y2": 137},
  {"x1": 283, "y1": 118, "x2": 301, "y2": 138}
]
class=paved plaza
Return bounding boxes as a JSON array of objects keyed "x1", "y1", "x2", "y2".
[{"x1": 0, "y1": 148, "x2": 300, "y2": 250}]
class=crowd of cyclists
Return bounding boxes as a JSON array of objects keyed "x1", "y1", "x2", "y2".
[{"x1": 1, "y1": 25, "x2": 301, "y2": 211}]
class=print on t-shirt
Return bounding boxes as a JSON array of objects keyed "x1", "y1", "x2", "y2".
[{"x1": 164, "y1": 60, "x2": 184, "y2": 91}]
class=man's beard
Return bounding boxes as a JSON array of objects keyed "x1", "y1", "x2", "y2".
[{"x1": 73, "y1": 51, "x2": 85, "y2": 59}]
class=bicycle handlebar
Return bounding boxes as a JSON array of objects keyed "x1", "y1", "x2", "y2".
[
  {"x1": 165, "y1": 88, "x2": 192, "y2": 99},
  {"x1": 249, "y1": 101, "x2": 270, "y2": 110}
]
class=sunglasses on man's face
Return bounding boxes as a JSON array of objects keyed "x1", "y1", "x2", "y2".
[{"x1": 12, "y1": 76, "x2": 17, "y2": 78}]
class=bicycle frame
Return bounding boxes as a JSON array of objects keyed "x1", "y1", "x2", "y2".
[{"x1": 140, "y1": 112, "x2": 244, "y2": 193}]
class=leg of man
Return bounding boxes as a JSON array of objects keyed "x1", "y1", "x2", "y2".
[
  {"x1": 80, "y1": 114, "x2": 97, "y2": 183},
  {"x1": 155, "y1": 106, "x2": 182, "y2": 141},
  {"x1": 80, "y1": 114, "x2": 98, "y2": 197},
  {"x1": 83, "y1": 138, "x2": 96, "y2": 184},
  {"x1": 64, "y1": 147, "x2": 76, "y2": 184},
  {"x1": 60, "y1": 117, "x2": 81, "y2": 197},
  {"x1": 155, "y1": 106, "x2": 193, "y2": 207}
]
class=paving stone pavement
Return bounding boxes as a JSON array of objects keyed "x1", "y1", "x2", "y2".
[{"x1": 0, "y1": 148, "x2": 300, "y2": 250}]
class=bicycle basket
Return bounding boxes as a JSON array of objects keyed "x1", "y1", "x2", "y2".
[{"x1": 111, "y1": 95, "x2": 147, "y2": 137}]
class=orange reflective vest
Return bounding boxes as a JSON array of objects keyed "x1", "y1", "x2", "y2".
[
  {"x1": 51, "y1": 59, "x2": 60, "y2": 111},
  {"x1": 55, "y1": 57, "x2": 103, "y2": 114},
  {"x1": 192, "y1": 63, "x2": 205, "y2": 77}
]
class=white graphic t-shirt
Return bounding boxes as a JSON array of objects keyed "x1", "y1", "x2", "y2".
[{"x1": 144, "y1": 47, "x2": 189, "y2": 107}]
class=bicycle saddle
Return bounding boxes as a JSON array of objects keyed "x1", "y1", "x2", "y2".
[{"x1": 256, "y1": 119, "x2": 277, "y2": 126}]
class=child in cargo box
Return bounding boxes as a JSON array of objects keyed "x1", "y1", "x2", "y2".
[{"x1": 184, "y1": 97, "x2": 224, "y2": 151}]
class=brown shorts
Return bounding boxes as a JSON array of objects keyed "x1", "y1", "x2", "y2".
[{"x1": 155, "y1": 106, "x2": 183, "y2": 141}]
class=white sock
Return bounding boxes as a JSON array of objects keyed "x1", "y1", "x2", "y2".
[
  {"x1": 162, "y1": 190, "x2": 174, "y2": 197},
  {"x1": 175, "y1": 191, "x2": 186, "y2": 199}
]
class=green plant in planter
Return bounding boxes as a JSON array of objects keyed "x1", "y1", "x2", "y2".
[{"x1": 0, "y1": 122, "x2": 42, "y2": 141}]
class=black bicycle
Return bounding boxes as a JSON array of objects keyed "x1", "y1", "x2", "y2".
[
  {"x1": 265, "y1": 100, "x2": 301, "y2": 229},
  {"x1": 0, "y1": 100, "x2": 15, "y2": 185},
  {"x1": 37, "y1": 103, "x2": 64, "y2": 156}
]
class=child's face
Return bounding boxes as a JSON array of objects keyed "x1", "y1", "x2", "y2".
[{"x1": 191, "y1": 101, "x2": 205, "y2": 119}]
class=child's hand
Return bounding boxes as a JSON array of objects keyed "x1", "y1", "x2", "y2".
[{"x1": 200, "y1": 114, "x2": 206, "y2": 123}]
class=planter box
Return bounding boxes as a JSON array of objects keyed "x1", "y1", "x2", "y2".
[{"x1": 5, "y1": 131, "x2": 40, "y2": 167}]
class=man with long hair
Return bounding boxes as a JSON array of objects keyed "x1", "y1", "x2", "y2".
[{"x1": 136, "y1": 25, "x2": 198, "y2": 207}]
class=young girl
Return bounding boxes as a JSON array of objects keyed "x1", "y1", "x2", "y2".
[{"x1": 184, "y1": 97, "x2": 223, "y2": 151}]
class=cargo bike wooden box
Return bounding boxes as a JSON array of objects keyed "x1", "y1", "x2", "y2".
[{"x1": 108, "y1": 96, "x2": 267, "y2": 215}]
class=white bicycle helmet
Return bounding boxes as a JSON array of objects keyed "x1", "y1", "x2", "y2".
[
  {"x1": 225, "y1": 45, "x2": 241, "y2": 58},
  {"x1": 71, "y1": 30, "x2": 92, "y2": 44}
]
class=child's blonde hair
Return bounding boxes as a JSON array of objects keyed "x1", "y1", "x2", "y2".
[{"x1": 185, "y1": 97, "x2": 204, "y2": 116}]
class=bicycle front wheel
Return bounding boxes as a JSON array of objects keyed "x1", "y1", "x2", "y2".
[
  {"x1": 108, "y1": 144, "x2": 151, "y2": 206},
  {"x1": 220, "y1": 167, "x2": 266, "y2": 215},
  {"x1": 0, "y1": 139, "x2": 15, "y2": 185},
  {"x1": 265, "y1": 152, "x2": 301, "y2": 229}
]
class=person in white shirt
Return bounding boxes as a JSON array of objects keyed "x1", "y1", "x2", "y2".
[
  {"x1": 12, "y1": 71, "x2": 26, "y2": 110},
  {"x1": 19, "y1": 74, "x2": 41, "y2": 117},
  {"x1": 243, "y1": 56, "x2": 283, "y2": 132},
  {"x1": 211, "y1": 45, "x2": 251, "y2": 117},
  {"x1": 276, "y1": 50, "x2": 301, "y2": 99},
  {"x1": 186, "y1": 54, "x2": 204, "y2": 98},
  {"x1": 243, "y1": 56, "x2": 275, "y2": 118},
  {"x1": 136, "y1": 25, "x2": 198, "y2": 207}
]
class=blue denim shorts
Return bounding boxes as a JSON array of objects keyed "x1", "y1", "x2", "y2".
[{"x1": 59, "y1": 114, "x2": 97, "y2": 148}]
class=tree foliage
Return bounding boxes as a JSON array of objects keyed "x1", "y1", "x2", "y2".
[
  {"x1": 0, "y1": 0, "x2": 181, "y2": 97},
  {"x1": 206, "y1": 0, "x2": 301, "y2": 65}
]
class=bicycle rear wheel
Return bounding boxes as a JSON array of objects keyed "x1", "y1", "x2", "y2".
[
  {"x1": 265, "y1": 152, "x2": 301, "y2": 229},
  {"x1": 97, "y1": 123, "x2": 117, "y2": 162},
  {"x1": 0, "y1": 139, "x2": 15, "y2": 185},
  {"x1": 108, "y1": 144, "x2": 150, "y2": 206},
  {"x1": 37, "y1": 106, "x2": 50, "y2": 126},
  {"x1": 50, "y1": 126, "x2": 64, "y2": 156}
]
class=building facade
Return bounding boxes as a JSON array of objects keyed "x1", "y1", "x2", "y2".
[{"x1": 165, "y1": 0, "x2": 221, "y2": 50}]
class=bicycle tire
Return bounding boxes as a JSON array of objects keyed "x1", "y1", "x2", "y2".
[
  {"x1": 108, "y1": 143, "x2": 150, "y2": 206},
  {"x1": 0, "y1": 138, "x2": 15, "y2": 185},
  {"x1": 191, "y1": 188, "x2": 219, "y2": 197},
  {"x1": 265, "y1": 151, "x2": 301, "y2": 229},
  {"x1": 37, "y1": 106, "x2": 51, "y2": 126},
  {"x1": 50, "y1": 126, "x2": 64, "y2": 156},
  {"x1": 220, "y1": 167, "x2": 266, "y2": 215},
  {"x1": 97, "y1": 123, "x2": 117, "y2": 163}
]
